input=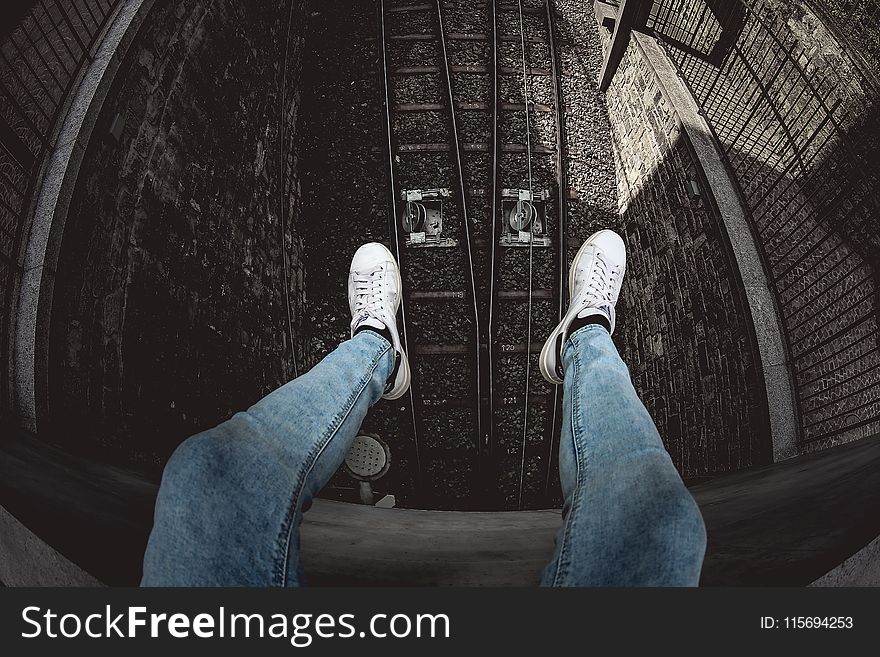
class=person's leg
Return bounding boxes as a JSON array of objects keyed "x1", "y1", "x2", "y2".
[
  {"x1": 539, "y1": 230, "x2": 706, "y2": 586},
  {"x1": 142, "y1": 243, "x2": 409, "y2": 586},
  {"x1": 541, "y1": 324, "x2": 706, "y2": 586},
  {"x1": 141, "y1": 330, "x2": 393, "y2": 586}
]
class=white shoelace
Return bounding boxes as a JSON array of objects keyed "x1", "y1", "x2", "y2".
[
  {"x1": 352, "y1": 266, "x2": 387, "y2": 325},
  {"x1": 578, "y1": 251, "x2": 619, "y2": 316}
]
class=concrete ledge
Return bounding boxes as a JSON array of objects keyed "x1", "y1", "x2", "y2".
[
  {"x1": 12, "y1": 0, "x2": 157, "y2": 432},
  {"x1": 0, "y1": 505, "x2": 100, "y2": 586},
  {"x1": 594, "y1": 1, "x2": 799, "y2": 461},
  {"x1": 811, "y1": 533, "x2": 880, "y2": 586},
  {"x1": 301, "y1": 500, "x2": 562, "y2": 586},
  {"x1": 2, "y1": 431, "x2": 879, "y2": 586}
]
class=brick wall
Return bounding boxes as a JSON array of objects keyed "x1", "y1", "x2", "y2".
[
  {"x1": 45, "y1": 0, "x2": 306, "y2": 470},
  {"x1": 596, "y1": 23, "x2": 772, "y2": 475}
]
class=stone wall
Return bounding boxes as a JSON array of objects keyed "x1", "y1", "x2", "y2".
[
  {"x1": 591, "y1": 13, "x2": 773, "y2": 475},
  {"x1": 45, "y1": 0, "x2": 306, "y2": 471}
]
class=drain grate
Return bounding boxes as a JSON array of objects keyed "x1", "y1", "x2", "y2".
[{"x1": 344, "y1": 433, "x2": 390, "y2": 481}]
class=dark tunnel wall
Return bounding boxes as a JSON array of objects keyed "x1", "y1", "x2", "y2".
[{"x1": 45, "y1": 0, "x2": 306, "y2": 473}]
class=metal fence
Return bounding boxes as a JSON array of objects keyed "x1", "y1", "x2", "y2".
[
  {"x1": 643, "y1": 0, "x2": 880, "y2": 446},
  {"x1": 0, "y1": 0, "x2": 120, "y2": 413}
]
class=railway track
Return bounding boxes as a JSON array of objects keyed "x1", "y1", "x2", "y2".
[{"x1": 376, "y1": 0, "x2": 567, "y2": 509}]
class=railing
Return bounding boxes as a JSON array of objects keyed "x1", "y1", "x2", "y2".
[
  {"x1": 643, "y1": 0, "x2": 880, "y2": 446},
  {"x1": 0, "y1": 0, "x2": 120, "y2": 413}
]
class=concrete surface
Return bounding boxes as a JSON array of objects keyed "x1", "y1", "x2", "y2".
[
  {"x1": 2, "y1": 426, "x2": 877, "y2": 586},
  {"x1": 812, "y1": 534, "x2": 880, "y2": 586}
]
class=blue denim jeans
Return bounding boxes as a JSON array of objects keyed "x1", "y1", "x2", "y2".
[
  {"x1": 142, "y1": 326, "x2": 705, "y2": 586},
  {"x1": 540, "y1": 325, "x2": 705, "y2": 585}
]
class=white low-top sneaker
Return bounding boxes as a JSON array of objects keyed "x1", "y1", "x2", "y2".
[
  {"x1": 539, "y1": 229, "x2": 626, "y2": 385},
  {"x1": 349, "y1": 242, "x2": 411, "y2": 399}
]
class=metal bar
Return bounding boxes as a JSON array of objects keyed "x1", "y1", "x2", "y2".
[
  {"x1": 687, "y1": 0, "x2": 715, "y2": 54},
  {"x1": 734, "y1": 42, "x2": 812, "y2": 174},
  {"x1": 741, "y1": 78, "x2": 830, "y2": 188},
  {"x1": 36, "y1": 0, "x2": 79, "y2": 70},
  {"x1": 791, "y1": 312, "x2": 875, "y2": 362},
  {"x1": 768, "y1": 175, "x2": 869, "y2": 283},
  {"x1": 0, "y1": 190, "x2": 23, "y2": 217},
  {"x1": 803, "y1": 385, "x2": 880, "y2": 431},
  {"x1": 789, "y1": 286, "x2": 874, "y2": 343},
  {"x1": 544, "y1": 0, "x2": 565, "y2": 504},
  {"x1": 7, "y1": 30, "x2": 60, "y2": 110},
  {"x1": 746, "y1": 112, "x2": 838, "y2": 214},
  {"x1": 599, "y1": 0, "x2": 651, "y2": 91},
  {"x1": 762, "y1": 63, "x2": 834, "y2": 158},
  {"x1": 80, "y1": 0, "x2": 103, "y2": 31},
  {"x1": 804, "y1": 412, "x2": 880, "y2": 445},
  {"x1": 0, "y1": 115, "x2": 38, "y2": 171},
  {"x1": 68, "y1": 0, "x2": 96, "y2": 38},
  {"x1": 514, "y1": 0, "x2": 536, "y2": 511},
  {"x1": 0, "y1": 169, "x2": 28, "y2": 197},
  {"x1": 720, "y1": 37, "x2": 796, "y2": 156},
  {"x1": 800, "y1": 356, "x2": 880, "y2": 406},
  {"x1": 795, "y1": 323, "x2": 877, "y2": 380},
  {"x1": 0, "y1": 50, "x2": 55, "y2": 127},
  {"x1": 757, "y1": 120, "x2": 846, "y2": 243},
  {"x1": 746, "y1": 1, "x2": 866, "y2": 175},
  {"x1": 760, "y1": 165, "x2": 847, "y2": 262},
  {"x1": 704, "y1": 13, "x2": 765, "y2": 114},
  {"x1": 378, "y1": 0, "x2": 424, "y2": 494},
  {"x1": 18, "y1": 18, "x2": 66, "y2": 92},
  {"x1": 779, "y1": 253, "x2": 862, "y2": 306},
  {"x1": 86, "y1": 1, "x2": 124, "y2": 58},
  {"x1": 785, "y1": 268, "x2": 872, "y2": 327},
  {"x1": 722, "y1": 42, "x2": 806, "y2": 177},
  {"x1": 55, "y1": 0, "x2": 91, "y2": 61},
  {"x1": 434, "y1": 0, "x2": 485, "y2": 468},
  {"x1": 487, "y1": 0, "x2": 500, "y2": 469}
]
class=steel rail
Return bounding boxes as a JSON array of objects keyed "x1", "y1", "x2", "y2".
[
  {"x1": 434, "y1": 0, "x2": 486, "y2": 470},
  {"x1": 378, "y1": 0, "x2": 424, "y2": 494},
  {"x1": 515, "y1": 0, "x2": 537, "y2": 511},
  {"x1": 543, "y1": 0, "x2": 567, "y2": 503},
  {"x1": 487, "y1": 0, "x2": 501, "y2": 475}
]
